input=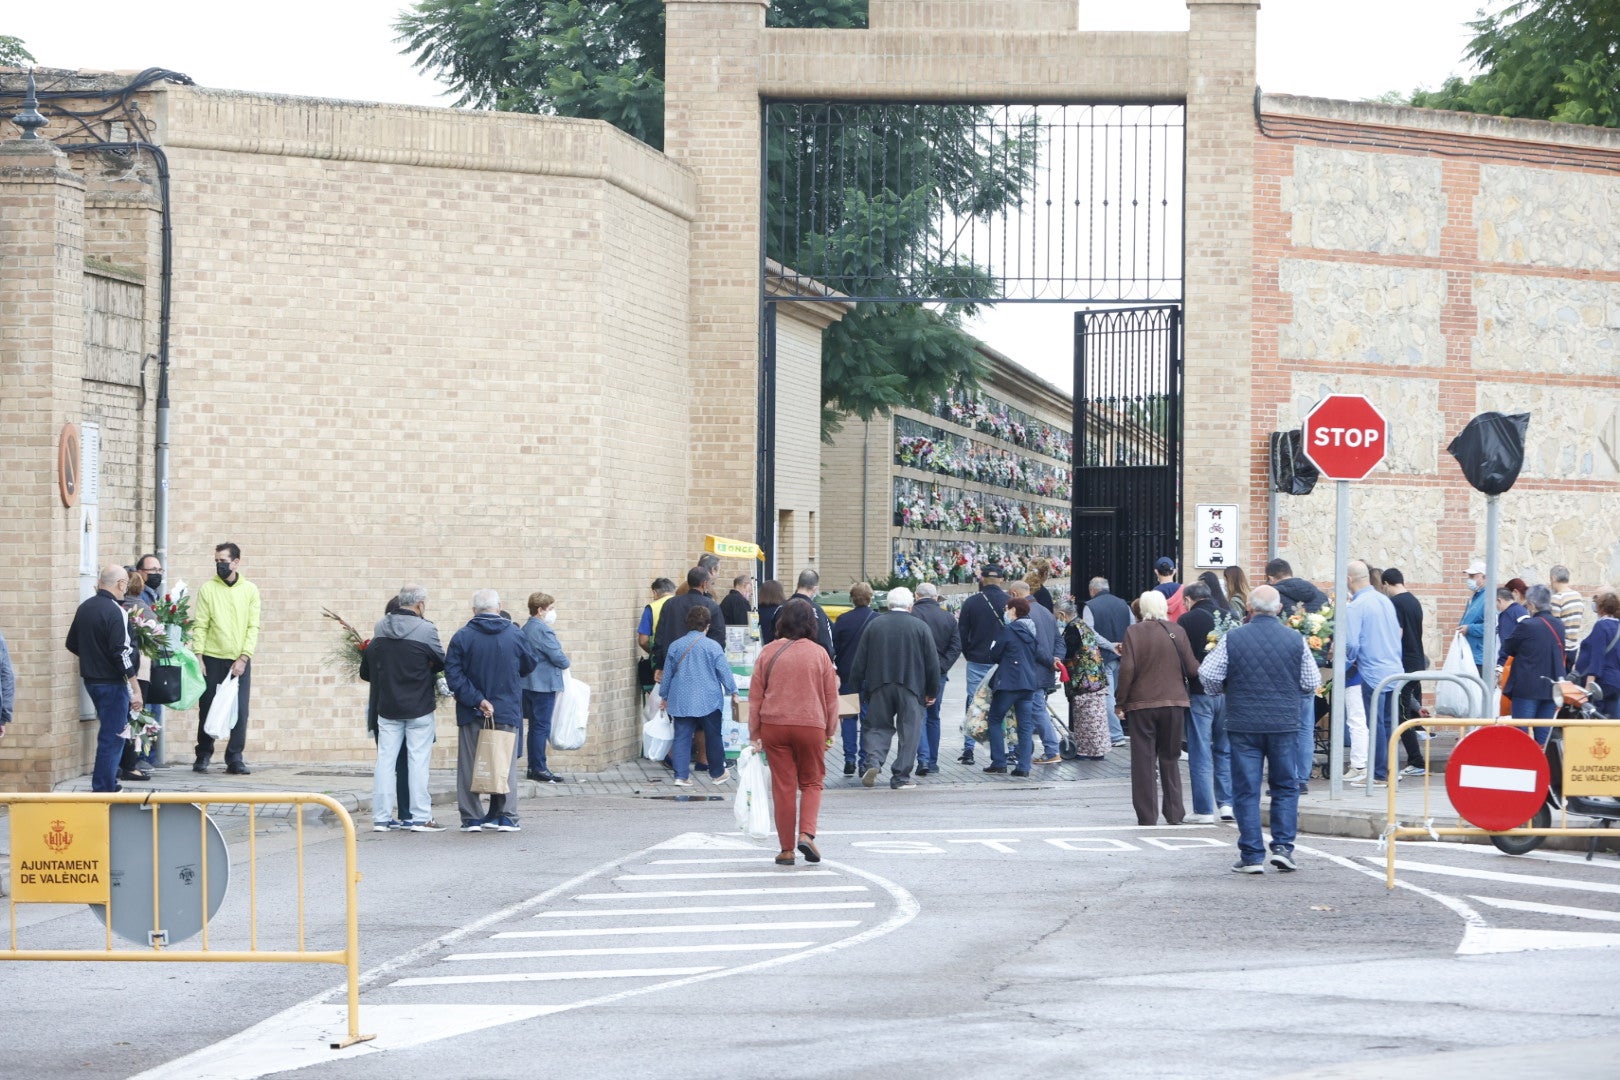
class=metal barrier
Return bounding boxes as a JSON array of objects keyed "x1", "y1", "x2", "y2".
[
  {"x1": 2, "y1": 791, "x2": 374, "y2": 1049},
  {"x1": 1381, "y1": 716, "x2": 1620, "y2": 890},
  {"x1": 1345, "y1": 669, "x2": 1496, "y2": 798}
]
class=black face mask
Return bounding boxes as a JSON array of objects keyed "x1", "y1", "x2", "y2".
[
  {"x1": 144, "y1": 573, "x2": 163, "y2": 592},
  {"x1": 216, "y1": 561, "x2": 233, "y2": 580}
]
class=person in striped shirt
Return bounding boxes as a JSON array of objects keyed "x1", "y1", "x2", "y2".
[{"x1": 1549, "y1": 564, "x2": 1584, "y2": 668}]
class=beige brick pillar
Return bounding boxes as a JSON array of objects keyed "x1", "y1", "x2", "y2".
[
  {"x1": 1183, "y1": 0, "x2": 1258, "y2": 568},
  {"x1": 663, "y1": 0, "x2": 767, "y2": 554},
  {"x1": 0, "y1": 138, "x2": 89, "y2": 789}
]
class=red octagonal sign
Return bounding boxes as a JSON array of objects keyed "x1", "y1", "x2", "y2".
[
  {"x1": 1445, "y1": 726, "x2": 1550, "y2": 832},
  {"x1": 1302, "y1": 394, "x2": 1388, "y2": 481}
]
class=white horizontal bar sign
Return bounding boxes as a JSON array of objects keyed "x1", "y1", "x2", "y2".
[{"x1": 1458, "y1": 764, "x2": 1539, "y2": 793}]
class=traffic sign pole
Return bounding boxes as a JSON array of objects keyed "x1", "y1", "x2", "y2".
[{"x1": 1330, "y1": 479, "x2": 1347, "y2": 799}]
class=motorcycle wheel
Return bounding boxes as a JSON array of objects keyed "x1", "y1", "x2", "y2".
[{"x1": 1489, "y1": 804, "x2": 1551, "y2": 856}]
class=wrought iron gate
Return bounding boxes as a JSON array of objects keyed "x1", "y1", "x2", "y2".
[{"x1": 1073, "y1": 305, "x2": 1182, "y2": 602}]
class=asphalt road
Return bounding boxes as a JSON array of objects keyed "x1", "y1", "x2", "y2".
[{"x1": 6, "y1": 780, "x2": 1620, "y2": 1080}]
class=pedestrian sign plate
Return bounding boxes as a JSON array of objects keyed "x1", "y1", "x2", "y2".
[
  {"x1": 1445, "y1": 726, "x2": 1549, "y2": 832},
  {"x1": 8, "y1": 802, "x2": 111, "y2": 904}
]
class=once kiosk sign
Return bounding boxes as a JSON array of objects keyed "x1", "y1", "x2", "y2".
[
  {"x1": 8, "y1": 802, "x2": 111, "y2": 904},
  {"x1": 1302, "y1": 394, "x2": 1387, "y2": 481}
]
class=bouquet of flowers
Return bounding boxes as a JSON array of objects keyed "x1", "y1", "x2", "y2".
[
  {"x1": 125, "y1": 707, "x2": 161, "y2": 755},
  {"x1": 322, "y1": 608, "x2": 369, "y2": 680},
  {"x1": 151, "y1": 591, "x2": 195, "y2": 645},
  {"x1": 1284, "y1": 603, "x2": 1335, "y2": 667},
  {"x1": 129, "y1": 605, "x2": 173, "y2": 661},
  {"x1": 1204, "y1": 609, "x2": 1244, "y2": 648}
]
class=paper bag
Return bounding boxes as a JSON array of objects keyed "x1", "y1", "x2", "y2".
[{"x1": 471, "y1": 723, "x2": 517, "y2": 794}]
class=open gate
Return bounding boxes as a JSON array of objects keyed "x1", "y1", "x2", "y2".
[{"x1": 1073, "y1": 305, "x2": 1183, "y2": 601}]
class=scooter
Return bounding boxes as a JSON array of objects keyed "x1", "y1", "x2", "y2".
[{"x1": 1490, "y1": 682, "x2": 1620, "y2": 859}]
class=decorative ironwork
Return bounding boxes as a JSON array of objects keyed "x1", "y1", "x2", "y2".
[
  {"x1": 10, "y1": 70, "x2": 46, "y2": 140},
  {"x1": 1072, "y1": 305, "x2": 1182, "y2": 601},
  {"x1": 764, "y1": 102, "x2": 1184, "y2": 304}
]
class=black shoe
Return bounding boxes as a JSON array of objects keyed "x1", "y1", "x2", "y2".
[
  {"x1": 843, "y1": 762, "x2": 857, "y2": 776},
  {"x1": 526, "y1": 770, "x2": 547, "y2": 782},
  {"x1": 1010, "y1": 768, "x2": 1031, "y2": 778},
  {"x1": 225, "y1": 761, "x2": 252, "y2": 776},
  {"x1": 983, "y1": 764, "x2": 1007, "y2": 774},
  {"x1": 119, "y1": 768, "x2": 152, "y2": 782},
  {"x1": 957, "y1": 751, "x2": 975, "y2": 765},
  {"x1": 192, "y1": 758, "x2": 212, "y2": 773},
  {"x1": 1267, "y1": 848, "x2": 1298, "y2": 873},
  {"x1": 915, "y1": 765, "x2": 931, "y2": 777},
  {"x1": 542, "y1": 772, "x2": 565, "y2": 784}
]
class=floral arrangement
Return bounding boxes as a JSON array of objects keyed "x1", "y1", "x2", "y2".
[
  {"x1": 1204, "y1": 609, "x2": 1245, "y2": 648},
  {"x1": 125, "y1": 707, "x2": 161, "y2": 755},
  {"x1": 930, "y1": 390, "x2": 1074, "y2": 464},
  {"x1": 895, "y1": 417, "x2": 1071, "y2": 500},
  {"x1": 322, "y1": 608, "x2": 369, "y2": 680},
  {"x1": 892, "y1": 539, "x2": 1070, "y2": 586},
  {"x1": 1285, "y1": 603, "x2": 1335, "y2": 667},
  {"x1": 893, "y1": 478, "x2": 1071, "y2": 539},
  {"x1": 151, "y1": 592, "x2": 195, "y2": 644},
  {"x1": 129, "y1": 605, "x2": 173, "y2": 661}
]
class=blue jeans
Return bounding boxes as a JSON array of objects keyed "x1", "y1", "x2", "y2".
[
  {"x1": 85, "y1": 680, "x2": 130, "y2": 793},
  {"x1": 1510, "y1": 696, "x2": 1557, "y2": 746},
  {"x1": 963, "y1": 661, "x2": 994, "y2": 753},
  {"x1": 374, "y1": 713, "x2": 434, "y2": 823},
  {"x1": 523, "y1": 689, "x2": 557, "y2": 773},
  {"x1": 841, "y1": 699, "x2": 866, "y2": 764},
  {"x1": 671, "y1": 711, "x2": 725, "y2": 780},
  {"x1": 1362, "y1": 684, "x2": 1397, "y2": 780},
  {"x1": 987, "y1": 689, "x2": 1039, "y2": 772},
  {"x1": 1229, "y1": 729, "x2": 1299, "y2": 864},
  {"x1": 1186, "y1": 691, "x2": 1231, "y2": 814},
  {"x1": 1102, "y1": 655, "x2": 1123, "y2": 740},
  {"x1": 920, "y1": 674, "x2": 946, "y2": 766},
  {"x1": 1295, "y1": 696, "x2": 1316, "y2": 784}
]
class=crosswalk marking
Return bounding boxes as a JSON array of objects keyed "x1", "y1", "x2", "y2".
[
  {"x1": 1368, "y1": 858, "x2": 1620, "y2": 896},
  {"x1": 537, "y1": 902, "x2": 877, "y2": 919},
  {"x1": 1468, "y1": 895, "x2": 1620, "y2": 922},
  {"x1": 393, "y1": 966, "x2": 726, "y2": 987},
  {"x1": 615, "y1": 871, "x2": 838, "y2": 881},
  {"x1": 442, "y1": 942, "x2": 816, "y2": 962},
  {"x1": 575, "y1": 885, "x2": 869, "y2": 900},
  {"x1": 651, "y1": 858, "x2": 776, "y2": 865},
  {"x1": 493, "y1": 921, "x2": 860, "y2": 939}
]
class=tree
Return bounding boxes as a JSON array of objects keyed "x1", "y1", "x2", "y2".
[
  {"x1": 0, "y1": 35, "x2": 34, "y2": 67},
  {"x1": 1406, "y1": 0, "x2": 1620, "y2": 127},
  {"x1": 396, "y1": 1, "x2": 1029, "y2": 431}
]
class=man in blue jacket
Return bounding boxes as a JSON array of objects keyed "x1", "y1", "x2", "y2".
[
  {"x1": 955, "y1": 565, "x2": 1010, "y2": 765},
  {"x1": 1457, "y1": 559, "x2": 1488, "y2": 671},
  {"x1": 446, "y1": 590, "x2": 538, "y2": 833},
  {"x1": 521, "y1": 591, "x2": 571, "y2": 784}
]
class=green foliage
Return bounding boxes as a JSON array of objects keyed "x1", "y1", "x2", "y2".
[
  {"x1": 0, "y1": 35, "x2": 33, "y2": 67},
  {"x1": 397, "y1": 0, "x2": 1025, "y2": 428},
  {"x1": 1406, "y1": 0, "x2": 1620, "y2": 127}
]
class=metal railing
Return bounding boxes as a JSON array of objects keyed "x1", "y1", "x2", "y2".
[
  {"x1": 1381, "y1": 716, "x2": 1620, "y2": 890},
  {"x1": 2, "y1": 791, "x2": 373, "y2": 1049},
  {"x1": 1339, "y1": 668, "x2": 1495, "y2": 798}
]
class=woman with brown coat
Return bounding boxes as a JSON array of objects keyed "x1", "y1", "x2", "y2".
[
  {"x1": 750, "y1": 599, "x2": 841, "y2": 866},
  {"x1": 1116, "y1": 590, "x2": 1201, "y2": 825}
]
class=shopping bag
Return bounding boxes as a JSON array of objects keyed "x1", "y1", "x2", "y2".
[
  {"x1": 837, "y1": 693, "x2": 861, "y2": 717},
  {"x1": 171, "y1": 644, "x2": 207, "y2": 711},
  {"x1": 549, "y1": 673, "x2": 590, "y2": 750},
  {"x1": 203, "y1": 674, "x2": 239, "y2": 740},
  {"x1": 733, "y1": 746, "x2": 774, "y2": 840},
  {"x1": 471, "y1": 722, "x2": 517, "y2": 794},
  {"x1": 1434, "y1": 632, "x2": 1476, "y2": 717},
  {"x1": 642, "y1": 692, "x2": 675, "y2": 760}
]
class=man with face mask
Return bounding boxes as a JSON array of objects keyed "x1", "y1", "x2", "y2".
[
  {"x1": 1456, "y1": 560, "x2": 1487, "y2": 671},
  {"x1": 191, "y1": 542, "x2": 261, "y2": 774},
  {"x1": 521, "y1": 592, "x2": 572, "y2": 783}
]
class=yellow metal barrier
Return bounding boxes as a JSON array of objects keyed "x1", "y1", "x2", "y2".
[
  {"x1": 2, "y1": 791, "x2": 374, "y2": 1049},
  {"x1": 1382, "y1": 716, "x2": 1620, "y2": 890}
]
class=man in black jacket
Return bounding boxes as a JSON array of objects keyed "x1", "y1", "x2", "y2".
[
  {"x1": 851, "y1": 588, "x2": 941, "y2": 790},
  {"x1": 1084, "y1": 576, "x2": 1135, "y2": 746},
  {"x1": 910, "y1": 582, "x2": 961, "y2": 774},
  {"x1": 652, "y1": 567, "x2": 727, "y2": 674},
  {"x1": 719, "y1": 574, "x2": 753, "y2": 631},
  {"x1": 955, "y1": 565, "x2": 1009, "y2": 764},
  {"x1": 1265, "y1": 558, "x2": 1328, "y2": 614},
  {"x1": 66, "y1": 565, "x2": 142, "y2": 793},
  {"x1": 1177, "y1": 582, "x2": 1231, "y2": 823},
  {"x1": 360, "y1": 584, "x2": 447, "y2": 831},
  {"x1": 783, "y1": 568, "x2": 836, "y2": 658}
]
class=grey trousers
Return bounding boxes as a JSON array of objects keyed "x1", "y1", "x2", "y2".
[
  {"x1": 863, "y1": 683, "x2": 924, "y2": 782},
  {"x1": 457, "y1": 722, "x2": 521, "y2": 825}
]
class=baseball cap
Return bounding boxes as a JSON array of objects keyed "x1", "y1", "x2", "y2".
[
  {"x1": 1466, "y1": 561, "x2": 1486, "y2": 576},
  {"x1": 980, "y1": 564, "x2": 1004, "y2": 580},
  {"x1": 1154, "y1": 557, "x2": 1176, "y2": 574}
]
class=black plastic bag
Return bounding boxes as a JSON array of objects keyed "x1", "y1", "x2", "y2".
[
  {"x1": 1269, "y1": 429, "x2": 1319, "y2": 496},
  {"x1": 1447, "y1": 412, "x2": 1529, "y2": 495}
]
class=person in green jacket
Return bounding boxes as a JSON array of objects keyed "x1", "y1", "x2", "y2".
[{"x1": 192, "y1": 542, "x2": 261, "y2": 774}]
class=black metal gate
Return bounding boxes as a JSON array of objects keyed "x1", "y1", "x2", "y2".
[{"x1": 1073, "y1": 305, "x2": 1182, "y2": 602}]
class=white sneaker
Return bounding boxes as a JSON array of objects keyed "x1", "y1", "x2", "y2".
[
  {"x1": 1218, "y1": 805, "x2": 1235, "y2": 821},
  {"x1": 672, "y1": 777, "x2": 693, "y2": 787},
  {"x1": 1342, "y1": 769, "x2": 1367, "y2": 783},
  {"x1": 1183, "y1": 813, "x2": 1216, "y2": 824}
]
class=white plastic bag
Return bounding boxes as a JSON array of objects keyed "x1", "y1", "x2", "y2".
[
  {"x1": 642, "y1": 690, "x2": 674, "y2": 760},
  {"x1": 203, "y1": 674, "x2": 239, "y2": 740},
  {"x1": 549, "y1": 673, "x2": 590, "y2": 751},
  {"x1": 734, "y1": 745, "x2": 774, "y2": 840},
  {"x1": 1434, "y1": 631, "x2": 1476, "y2": 717}
]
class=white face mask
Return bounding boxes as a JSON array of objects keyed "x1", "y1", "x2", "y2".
[
  {"x1": 1004, "y1": 610, "x2": 1015, "y2": 625},
  {"x1": 543, "y1": 609, "x2": 557, "y2": 626}
]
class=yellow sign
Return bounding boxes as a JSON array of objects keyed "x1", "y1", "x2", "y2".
[
  {"x1": 8, "y1": 803, "x2": 111, "y2": 904},
  {"x1": 704, "y1": 534, "x2": 765, "y2": 562},
  {"x1": 1564, "y1": 726, "x2": 1620, "y2": 796}
]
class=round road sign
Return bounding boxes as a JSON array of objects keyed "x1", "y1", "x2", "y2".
[
  {"x1": 1302, "y1": 394, "x2": 1388, "y2": 481},
  {"x1": 1445, "y1": 726, "x2": 1550, "y2": 832}
]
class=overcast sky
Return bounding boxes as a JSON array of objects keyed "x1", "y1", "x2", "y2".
[{"x1": 11, "y1": 0, "x2": 1495, "y2": 389}]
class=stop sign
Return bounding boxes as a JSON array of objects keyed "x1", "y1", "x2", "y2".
[
  {"x1": 1445, "y1": 726, "x2": 1550, "y2": 832},
  {"x1": 1302, "y1": 395, "x2": 1388, "y2": 481}
]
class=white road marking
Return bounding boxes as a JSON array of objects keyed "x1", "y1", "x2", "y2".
[
  {"x1": 537, "y1": 902, "x2": 876, "y2": 918},
  {"x1": 1367, "y1": 858, "x2": 1620, "y2": 895},
  {"x1": 1457, "y1": 764, "x2": 1540, "y2": 792},
  {"x1": 1457, "y1": 927, "x2": 1620, "y2": 954},
  {"x1": 575, "y1": 885, "x2": 868, "y2": 900},
  {"x1": 1469, "y1": 895, "x2": 1620, "y2": 922},
  {"x1": 615, "y1": 870, "x2": 837, "y2": 880},
  {"x1": 650, "y1": 858, "x2": 779, "y2": 865},
  {"x1": 394, "y1": 966, "x2": 727, "y2": 987},
  {"x1": 1293, "y1": 844, "x2": 1490, "y2": 936},
  {"x1": 442, "y1": 942, "x2": 815, "y2": 961},
  {"x1": 494, "y1": 921, "x2": 859, "y2": 939},
  {"x1": 819, "y1": 824, "x2": 1218, "y2": 836}
]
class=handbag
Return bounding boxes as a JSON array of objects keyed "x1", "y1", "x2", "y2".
[
  {"x1": 145, "y1": 663, "x2": 183, "y2": 706},
  {"x1": 471, "y1": 720, "x2": 517, "y2": 794}
]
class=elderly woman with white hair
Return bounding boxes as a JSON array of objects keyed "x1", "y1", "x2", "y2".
[{"x1": 1115, "y1": 589, "x2": 1201, "y2": 825}]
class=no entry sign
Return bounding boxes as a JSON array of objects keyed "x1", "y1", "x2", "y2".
[
  {"x1": 1445, "y1": 726, "x2": 1550, "y2": 832},
  {"x1": 1302, "y1": 394, "x2": 1388, "y2": 481}
]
